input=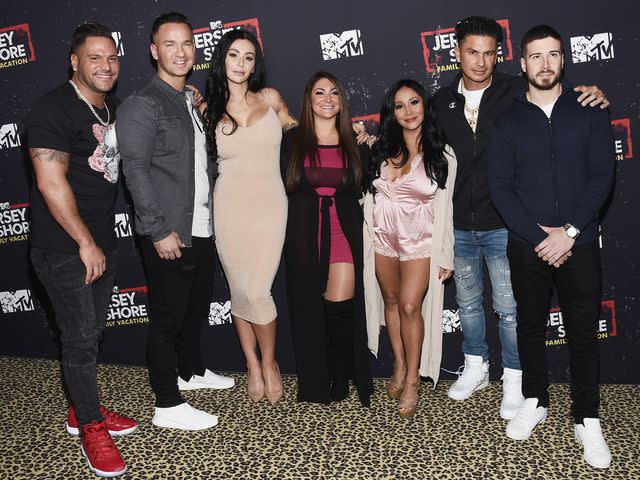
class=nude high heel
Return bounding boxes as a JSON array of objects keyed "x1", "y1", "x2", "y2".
[
  {"x1": 247, "y1": 366, "x2": 265, "y2": 403},
  {"x1": 263, "y1": 362, "x2": 283, "y2": 406}
]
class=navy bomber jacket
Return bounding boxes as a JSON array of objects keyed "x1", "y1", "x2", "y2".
[{"x1": 488, "y1": 80, "x2": 614, "y2": 247}]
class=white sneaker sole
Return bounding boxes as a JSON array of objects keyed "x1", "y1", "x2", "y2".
[
  {"x1": 151, "y1": 415, "x2": 218, "y2": 431},
  {"x1": 574, "y1": 432, "x2": 612, "y2": 469},
  {"x1": 80, "y1": 445, "x2": 128, "y2": 478},
  {"x1": 177, "y1": 381, "x2": 235, "y2": 391},
  {"x1": 506, "y1": 413, "x2": 547, "y2": 441},
  {"x1": 67, "y1": 423, "x2": 139, "y2": 437},
  {"x1": 447, "y1": 377, "x2": 489, "y2": 401}
]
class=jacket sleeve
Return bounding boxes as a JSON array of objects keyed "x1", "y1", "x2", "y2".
[
  {"x1": 117, "y1": 96, "x2": 171, "y2": 242},
  {"x1": 567, "y1": 109, "x2": 615, "y2": 231},
  {"x1": 488, "y1": 118, "x2": 547, "y2": 246},
  {"x1": 440, "y1": 145, "x2": 456, "y2": 270}
]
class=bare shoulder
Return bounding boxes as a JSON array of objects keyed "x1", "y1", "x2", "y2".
[{"x1": 261, "y1": 87, "x2": 285, "y2": 111}]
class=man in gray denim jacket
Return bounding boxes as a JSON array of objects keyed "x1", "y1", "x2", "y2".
[{"x1": 117, "y1": 12, "x2": 233, "y2": 432}]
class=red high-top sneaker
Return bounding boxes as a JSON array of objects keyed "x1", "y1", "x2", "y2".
[
  {"x1": 68, "y1": 405, "x2": 138, "y2": 436},
  {"x1": 80, "y1": 420, "x2": 128, "y2": 478}
]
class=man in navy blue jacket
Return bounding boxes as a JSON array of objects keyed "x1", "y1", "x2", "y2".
[{"x1": 489, "y1": 25, "x2": 614, "y2": 469}]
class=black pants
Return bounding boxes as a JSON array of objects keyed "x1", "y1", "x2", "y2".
[
  {"x1": 31, "y1": 247, "x2": 117, "y2": 429},
  {"x1": 507, "y1": 238, "x2": 601, "y2": 423},
  {"x1": 141, "y1": 236, "x2": 214, "y2": 408}
]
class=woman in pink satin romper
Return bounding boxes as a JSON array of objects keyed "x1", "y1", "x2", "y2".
[{"x1": 365, "y1": 79, "x2": 453, "y2": 417}]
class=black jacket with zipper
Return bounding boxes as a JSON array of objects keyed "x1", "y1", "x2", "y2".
[
  {"x1": 433, "y1": 71, "x2": 523, "y2": 231},
  {"x1": 488, "y1": 81, "x2": 614, "y2": 247}
]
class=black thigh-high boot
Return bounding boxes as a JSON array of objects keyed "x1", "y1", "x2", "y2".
[{"x1": 325, "y1": 298, "x2": 354, "y2": 402}]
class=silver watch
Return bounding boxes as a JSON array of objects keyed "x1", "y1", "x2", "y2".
[{"x1": 564, "y1": 223, "x2": 579, "y2": 239}]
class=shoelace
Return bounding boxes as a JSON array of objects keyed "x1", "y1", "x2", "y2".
[
  {"x1": 441, "y1": 364, "x2": 465, "y2": 377},
  {"x1": 100, "y1": 406, "x2": 128, "y2": 424},
  {"x1": 83, "y1": 423, "x2": 118, "y2": 459},
  {"x1": 511, "y1": 406, "x2": 540, "y2": 426},
  {"x1": 579, "y1": 425, "x2": 607, "y2": 448}
]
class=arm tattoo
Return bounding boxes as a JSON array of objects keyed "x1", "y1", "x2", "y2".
[
  {"x1": 29, "y1": 148, "x2": 69, "y2": 165},
  {"x1": 282, "y1": 118, "x2": 299, "y2": 132}
]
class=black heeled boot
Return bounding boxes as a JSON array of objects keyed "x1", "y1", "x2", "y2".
[{"x1": 325, "y1": 298, "x2": 354, "y2": 402}]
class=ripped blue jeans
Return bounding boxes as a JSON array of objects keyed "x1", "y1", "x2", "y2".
[{"x1": 453, "y1": 228, "x2": 520, "y2": 369}]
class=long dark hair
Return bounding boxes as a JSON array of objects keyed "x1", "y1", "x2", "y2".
[
  {"x1": 285, "y1": 71, "x2": 361, "y2": 193},
  {"x1": 365, "y1": 79, "x2": 447, "y2": 193},
  {"x1": 203, "y1": 29, "x2": 266, "y2": 160}
]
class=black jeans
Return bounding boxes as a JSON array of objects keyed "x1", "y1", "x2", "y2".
[
  {"x1": 507, "y1": 238, "x2": 601, "y2": 423},
  {"x1": 31, "y1": 247, "x2": 117, "y2": 429},
  {"x1": 140, "y1": 236, "x2": 214, "y2": 407}
]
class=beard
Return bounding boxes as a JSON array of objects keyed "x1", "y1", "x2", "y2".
[{"x1": 526, "y1": 69, "x2": 561, "y2": 91}]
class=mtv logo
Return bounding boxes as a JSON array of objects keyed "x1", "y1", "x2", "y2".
[
  {"x1": 570, "y1": 33, "x2": 614, "y2": 63},
  {"x1": 442, "y1": 308, "x2": 461, "y2": 333},
  {"x1": 0, "y1": 289, "x2": 35, "y2": 313},
  {"x1": 320, "y1": 29, "x2": 364, "y2": 61},
  {"x1": 0, "y1": 123, "x2": 20, "y2": 149},
  {"x1": 114, "y1": 212, "x2": 132, "y2": 238},
  {"x1": 208, "y1": 300, "x2": 231, "y2": 325},
  {"x1": 209, "y1": 20, "x2": 223, "y2": 29},
  {"x1": 110, "y1": 32, "x2": 124, "y2": 56}
]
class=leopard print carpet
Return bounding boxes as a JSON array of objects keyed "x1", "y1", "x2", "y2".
[{"x1": 1, "y1": 357, "x2": 638, "y2": 479}]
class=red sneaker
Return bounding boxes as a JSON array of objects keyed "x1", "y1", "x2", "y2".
[
  {"x1": 80, "y1": 420, "x2": 128, "y2": 478},
  {"x1": 67, "y1": 405, "x2": 139, "y2": 437}
]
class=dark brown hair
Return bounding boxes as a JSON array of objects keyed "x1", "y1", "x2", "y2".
[
  {"x1": 286, "y1": 71, "x2": 361, "y2": 192},
  {"x1": 70, "y1": 22, "x2": 115, "y2": 54}
]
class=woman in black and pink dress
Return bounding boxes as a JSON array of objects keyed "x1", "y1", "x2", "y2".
[{"x1": 280, "y1": 71, "x2": 374, "y2": 406}]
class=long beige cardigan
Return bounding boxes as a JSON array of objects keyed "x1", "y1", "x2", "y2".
[{"x1": 363, "y1": 145, "x2": 457, "y2": 386}]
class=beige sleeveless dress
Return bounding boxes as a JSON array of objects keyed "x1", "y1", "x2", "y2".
[{"x1": 214, "y1": 105, "x2": 287, "y2": 325}]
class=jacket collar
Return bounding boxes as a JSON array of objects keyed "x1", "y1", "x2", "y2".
[
  {"x1": 152, "y1": 74, "x2": 188, "y2": 100},
  {"x1": 514, "y1": 79, "x2": 575, "y2": 105}
]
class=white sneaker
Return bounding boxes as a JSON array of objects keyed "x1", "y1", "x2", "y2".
[
  {"x1": 575, "y1": 418, "x2": 611, "y2": 469},
  {"x1": 447, "y1": 354, "x2": 489, "y2": 401},
  {"x1": 506, "y1": 397, "x2": 547, "y2": 440},
  {"x1": 152, "y1": 402, "x2": 218, "y2": 430},
  {"x1": 500, "y1": 368, "x2": 525, "y2": 420},
  {"x1": 178, "y1": 369, "x2": 235, "y2": 391}
]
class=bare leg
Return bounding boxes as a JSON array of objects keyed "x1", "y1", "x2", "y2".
[
  {"x1": 397, "y1": 257, "x2": 431, "y2": 416},
  {"x1": 253, "y1": 318, "x2": 282, "y2": 405},
  {"x1": 233, "y1": 314, "x2": 264, "y2": 402},
  {"x1": 375, "y1": 253, "x2": 406, "y2": 396},
  {"x1": 325, "y1": 263, "x2": 355, "y2": 301}
]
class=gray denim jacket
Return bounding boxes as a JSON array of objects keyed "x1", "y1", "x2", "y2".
[{"x1": 116, "y1": 75, "x2": 214, "y2": 247}]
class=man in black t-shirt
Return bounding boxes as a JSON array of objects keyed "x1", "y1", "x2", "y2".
[{"x1": 25, "y1": 23, "x2": 136, "y2": 479}]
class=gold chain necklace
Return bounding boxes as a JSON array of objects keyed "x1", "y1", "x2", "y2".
[
  {"x1": 68, "y1": 80, "x2": 110, "y2": 127},
  {"x1": 459, "y1": 77, "x2": 491, "y2": 132}
]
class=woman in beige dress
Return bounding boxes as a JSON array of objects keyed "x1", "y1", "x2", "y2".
[{"x1": 203, "y1": 30, "x2": 297, "y2": 405}]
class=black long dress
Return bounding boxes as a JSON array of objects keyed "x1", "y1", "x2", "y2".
[{"x1": 280, "y1": 127, "x2": 374, "y2": 406}]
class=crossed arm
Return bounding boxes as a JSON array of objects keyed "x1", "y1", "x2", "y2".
[{"x1": 29, "y1": 148, "x2": 105, "y2": 283}]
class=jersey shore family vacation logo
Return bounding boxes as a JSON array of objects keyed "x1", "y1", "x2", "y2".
[
  {"x1": 570, "y1": 32, "x2": 614, "y2": 63},
  {"x1": 106, "y1": 285, "x2": 149, "y2": 327},
  {"x1": 192, "y1": 18, "x2": 262, "y2": 71},
  {"x1": 0, "y1": 123, "x2": 21, "y2": 149},
  {"x1": 0, "y1": 201, "x2": 29, "y2": 245},
  {"x1": 319, "y1": 29, "x2": 364, "y2": 61},
  {"x1": 0, "y1": 23, "x2": 36, "y2": 69},
  {"x1": 546, "y1": 299, "x2": 617, "y2": 347},
  {"x1": 420, "y1": 19, "x2": 513, "y2": 74},
  {"x1": 611, "y1": 118, "x2": 633, "y2": 161},
  {"x1": 0, "y1": 289, "x2": 34, "y2": 314}
]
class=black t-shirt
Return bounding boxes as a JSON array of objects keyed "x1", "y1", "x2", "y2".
[{"x1": 25, "y1": 82, "x2": 120, "y2": 253}]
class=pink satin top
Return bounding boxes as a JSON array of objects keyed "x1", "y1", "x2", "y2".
[{"x1": 372, "y1": 154, "x2": 438, "y2": 261}]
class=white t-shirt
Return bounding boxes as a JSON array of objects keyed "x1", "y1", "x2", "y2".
[
  {"x1": 540, "y1": 99, "x2": 557, "y2": 118},
  {"x1": 186, "y1": 95, "x2": 213, "y2": 238},
  {"x1": 458, "y1": 79, "x2": 489, "y2": 129}
]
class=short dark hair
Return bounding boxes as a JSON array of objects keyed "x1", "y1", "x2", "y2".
[
  {"x1": 520, "y1": 25, "x2": 564, "y2": 57},
  {"x1": 70, "y1": 22, "x2": 115, "y2": 54},
  {"x1": 151, "y1": 12, "x2": 193, "y2": 43},
  {"x1": 455, "y1": 16, "x2": 503, "y2": 46}
]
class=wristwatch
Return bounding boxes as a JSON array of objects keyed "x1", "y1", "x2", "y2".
[{"x1": 563, "y1": 223, "x2": 580, "y2": 239}]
